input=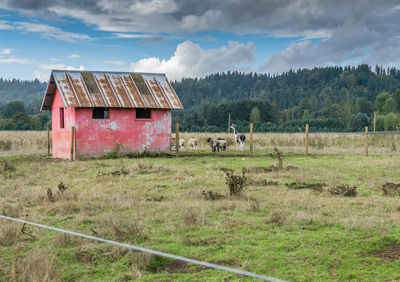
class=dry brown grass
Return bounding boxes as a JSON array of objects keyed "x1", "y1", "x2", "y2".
[{"x1": 11, "y1": 250, "x2": 60, "y2": 282}]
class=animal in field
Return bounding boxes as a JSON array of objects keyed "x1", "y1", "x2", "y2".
[
  {"x1": 230, "y1": 124, "x2": 246, "y2": 151},
  {"x1": 179, "y1": 138, "x2": 185, "y2": 150},
  {"x1": 188, "y1": 138, "x2": 198, "y2": 150},
  {"x1": 206, "y1": 137, "x2": 227, "y2": 152},
  {"x1": 217, "y1": 138, "x2": 227, "y2": 151}
]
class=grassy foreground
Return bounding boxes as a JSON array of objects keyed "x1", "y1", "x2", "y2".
[{"x1": 0, "y1": 150, "x2": 400, "y2": 281}]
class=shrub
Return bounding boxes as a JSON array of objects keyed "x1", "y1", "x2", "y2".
[{"x1": 225, "y1": 169, "x2": 247, "y2": 196}]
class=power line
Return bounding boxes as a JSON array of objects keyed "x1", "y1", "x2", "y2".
[{"x1": 0, "y1": 214, "x2": 288, "y2": 282}]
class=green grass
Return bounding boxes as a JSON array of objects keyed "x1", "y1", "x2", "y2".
[{"x1": 0, "y1": 149, "x2": 400, "y2": 281}]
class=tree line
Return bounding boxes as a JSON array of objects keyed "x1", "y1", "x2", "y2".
[{"x1": 1, "y1": 64, "x2": 400, "y2": 131}]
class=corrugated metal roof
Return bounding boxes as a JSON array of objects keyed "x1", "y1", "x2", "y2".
[{"x1": 41, "y1": 70, "x2": 183, "y2": 110}]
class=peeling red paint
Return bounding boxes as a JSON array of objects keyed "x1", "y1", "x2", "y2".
[{"x1": 51, "y1": 88, "x2": 172, "y2": 159}]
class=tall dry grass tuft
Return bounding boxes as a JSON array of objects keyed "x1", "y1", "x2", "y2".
[
  {"x1": 0, "y1": 221, "x2": 20, "y2": 246},
  {"x1": 11, "y1": 250, "x2": 60, "y2": 282}
]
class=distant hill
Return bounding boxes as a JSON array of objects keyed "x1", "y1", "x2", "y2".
[{"x1": 0, "y1": 78, "x2": 46, "y2": 113}]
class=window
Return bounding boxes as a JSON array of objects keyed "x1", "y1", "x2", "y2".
[
  {"x1": 136, "y1": 108, "x2": 151, "y2": 119},
  {"x1": 81, "y1": 72, "x2": 100, "y2": 94},
  {"x1": 60, "y1": 108, "x2": 64, "y2": 128},
  {"x1": 93, "y1": 108, "x2": 109, "y2": 119},
  {"x1": 131, "y1": 74, "x2": 151, "y2": 95}
]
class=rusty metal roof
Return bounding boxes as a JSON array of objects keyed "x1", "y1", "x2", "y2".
[{"x1": 41, "y1": 70, "x2": 183, "y2": 110}]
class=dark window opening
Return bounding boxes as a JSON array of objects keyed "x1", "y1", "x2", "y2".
[
  {"x1": 131, "y1": 74, "x2": 151, "y2": 95},
  {"x1": 136, "y1": 108, "x2": 151, "y2": 119},
  {"x1": 60, "y1": 108, "x2": 64, "y2": 128},
  {"x1": 81, "y1": 72, "x2": 100, "y2": 94},
  {"x1": 93, "y1": 108, "x2": 109, "y2": 119}
]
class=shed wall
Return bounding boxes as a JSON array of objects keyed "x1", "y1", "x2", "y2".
[
  {"x1": 74, "y1": 108, "x2": 171, "y2": 157},
  {"x1": 51, "y1": 88, "x2": 75, "y2": 159}
]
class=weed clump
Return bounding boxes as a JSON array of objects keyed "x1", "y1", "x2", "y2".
[
  {"x1": 286, "y1": 182, "x2": 326, "y2": 191},
  {"x1": 382, "y1": 183, "x2": 400, "y2": 196},
  {"x1": 224, "y1": 168, "x2": 247, "y2": 196},
  {"x1": 267, "y1": 211, "x2": 286, "y2": 226},
  {"x1": 329, "y1": 185, "x2": 357, "y2": 197},
  {"x1": 202, "y1": 190, "x2": 225, "y2": 200},
  {"x1": 270, "y1": 147, "x2": 283, "y2": 170},
  {"x1": 105, "y1": 142, "x2": 123, "y2": 159}
]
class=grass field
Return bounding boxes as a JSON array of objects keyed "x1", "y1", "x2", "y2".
[{"x1": 0, "y1": 131, "x2": 400, "y2": 281}]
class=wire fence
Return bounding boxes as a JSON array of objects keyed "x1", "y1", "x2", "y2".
[{"x1": 0, "y1": 214, "x2": 288, "y2": 282}]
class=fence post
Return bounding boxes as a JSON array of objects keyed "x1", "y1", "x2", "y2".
[
  {"x1": 47, "y1": 126, "x2": 50, "y2": 156},
  {"x1": 175, "y1": 122, "x2": 179, "y2": 157},
  {"x1": 305, "y1": 123, "x2": 309, "y2": 155},
  {"x1": 249, "y1": 123, "x2": 253, "y2": 156},
  {"x1": 70, "y1": 126, "x2": 75, "y2": 161},
  {"x1": 365, "y1": 126, "x2": 368, "y2": 156}
]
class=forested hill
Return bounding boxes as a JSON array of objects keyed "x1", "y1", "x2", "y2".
[
  {"x1": 171, "y1": 65, "x2": 400, "y2": 132},
  {"x1": 0, "y1": 78, "x2": 46, "y2": 113},
  {"x1": 1, "y1": 65, "x2": 400, "y2": 131}
]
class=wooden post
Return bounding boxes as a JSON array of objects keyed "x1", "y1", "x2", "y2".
[
  {"x1": 70, "y1": 126, "x2": 75, "y2": 161},
  {"x1": 175, "y1": 122, "x2": 179, "y2": 157},
  {"x1": 365, "y1": 126, "x2": 368, "y2": 156},
  {"x1": 305, "y1": 123, "x2": 309, "y2": 155},
  {"x1": 228, "y1": 113, "x2": 231, "y2": 133},
  {"x1": 373, "y1": 113, "x2": 376, "y2": 132},
  {"x1": 249, "y1": 123, "x2": 253, "y2": 156},
  {"x1": 47, "y1": 126, "x2": 50, "y2": 156}
]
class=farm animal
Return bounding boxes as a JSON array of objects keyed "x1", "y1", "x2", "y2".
[
  {"x1": 188, "y1": 138, "x2": 198, "y2": 150},
  {"x1": 217, "y1": 138, "x2": 227, "y2": 151},
  {"x1": 206, "y1": 138, "x2": 227, "y2": 152},
  {"x1": 230, "y1": 124, "x2": 246, "y2": 151},
  {"x1": 179, "y1": 138, "x2": 185, "y2": 150}
]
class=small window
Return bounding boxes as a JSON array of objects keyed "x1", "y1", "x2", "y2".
[
  {"x1": 136, "y1": 108, "x2": 151, "y2": 119},
  {"x1": 93, "y1": 108, "x2": 109, "y2": 119},
  {"x1": 60, "y1": 108, "x2": 64, "y2": 128}
]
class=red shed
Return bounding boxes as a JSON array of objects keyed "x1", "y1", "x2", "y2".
[{"x1": 41, "y1": 70, "x2": 183, "y2": 159}]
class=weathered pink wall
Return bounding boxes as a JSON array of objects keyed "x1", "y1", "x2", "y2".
[
  {"x1": 51, "y1": 88, "x2": 75, "y2": 159},
  {"x1": 51, "y1": 88, "x2": 172, "y2": 159},
  {"x1": 74, "y1": 108, "x2": 171, "y2": 157}
]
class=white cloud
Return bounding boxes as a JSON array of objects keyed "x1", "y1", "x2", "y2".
[
  {"x1": 0, "y1": 57, "x2": 33, "y2": 64},
  {"x1": 130, "y1": 40, "x2": 255, "y2": 80},
  {"x1": 67, "y1": 54, "x2": 80, "y2": 58},
  {"x1": 105, "y1": 60, "x2": 125, "y2": 66},
  {"x1": 38, "y1": 64, "x2": 85, "y2": 71},
  {"x1": 0, "y1": 20, "x2": 92, "y2": 42},
  {"x1": 33, "y1": 70, "x2": 49, "y2": 81},
  {"x1": 112, "y1": 33, "x2": 153, "y2": 39},
  {"x1": 0, "y1": 48, "x2": 12, "y2": 55}
]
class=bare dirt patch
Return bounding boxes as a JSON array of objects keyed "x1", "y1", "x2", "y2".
[
  {"x1": 371, "y1": 243, "x2": 400, "y2": 261},
  {"x1": 286, "y1": 182, "x2": 326, "y2": 191}
]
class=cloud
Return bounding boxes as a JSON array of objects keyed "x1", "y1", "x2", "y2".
[
  {"x1": 130, "y1": 40, "x2": 255, "y2": 80},
  {"x1": 104, "y1": 60, "x2": 125, "y2": 66},
  {"x1": 38, "y1": 64, "x2": 85, "y2": 70},
  {"x1": 0, "y1": 20, "x2": 92, "y2": 42},
  {"x1": 112, "y1": 33, "x2": 153, "y2": 39},
  {"x1": 2, "y1": 1, "x2": 400, "y2": 73},
  {"x1": 0, "y1": 48, "x2": 12, "y2": 55},
  {"x1": 33, "y1": 70, "x2": 49, "y2": 81},
  {"x1": 0, "y1": 57, "x2": 33, "y2": 64},
  {"x1": 67, "y1": 54, "x2": 80, "y2": 58}
]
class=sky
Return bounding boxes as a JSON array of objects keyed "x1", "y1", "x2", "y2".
[{"x1": 0, "y1": 0, "x2": 400, "y2": 81}]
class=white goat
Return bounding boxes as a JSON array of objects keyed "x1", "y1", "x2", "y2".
[
  {"x1": 179, "y1": 138, "x2": 185, "y2": 150},
  {"x1": 188, "y1": 138, "x2": 198, "y2": 150}
]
